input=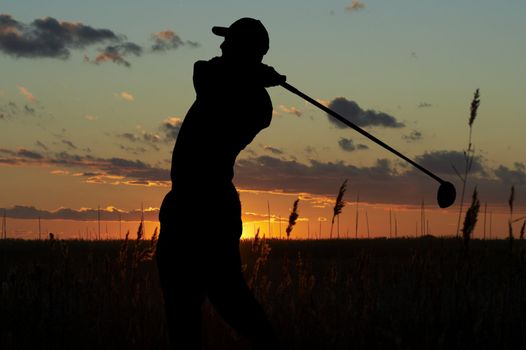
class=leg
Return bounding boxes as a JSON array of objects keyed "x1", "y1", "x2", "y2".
[
  {"x1": 156, "y1": 225, "x2": 206, "y2": 350},
  {"x1": 205, "y1": 245, "x2": 280, "y2": 350}
]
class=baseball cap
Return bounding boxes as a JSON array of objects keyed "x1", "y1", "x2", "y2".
[{"x1": 212, "y1": 17, "x2": 269, "y2": 55}]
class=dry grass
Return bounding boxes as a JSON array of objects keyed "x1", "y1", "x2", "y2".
[{"x1": 2, "y1": 232, "x2": 526, "y2": 350}]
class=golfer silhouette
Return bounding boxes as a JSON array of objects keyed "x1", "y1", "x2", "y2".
[{"x1": 156, "y1": 18, "x2": 285, "y2": 349}]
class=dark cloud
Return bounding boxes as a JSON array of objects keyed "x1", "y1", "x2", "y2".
[
  {"x1": 119, "y1": 132, "x2": 138, "y2": 143},
  {"x1": 418, "y1": 102, "x2": 432, "y2": 108},
  {"x1": 150, "y1": 30, "x2": 200, "y2": 52},
  {"x1": 494, "y1": 163, "x2": 526, "y2": 186},
  {"x1": 304, "y1": 146, "x2": 318, "y2": 157},
  {"x1": 2, "y1": 143, "x2": 523, "y2": 207},
  {"x1": 118, "y1": 131, "x2": 160, "y2": 144},
  {"x1": 0, "y1": 148, "x2": 169, "y2": 185},
  {"x1": 1, "y1": 205, "x2": 160, "y2": 222},
  {"x1": 0, "y1": 101, "x2": 19, "y2": 119},
  {"x1": 235, "y1": 155, "x2": 401, "y2": 198},
  {"x1": 414, "y1": 150, "x2": 485, "y2": 176},
  {"x1": 0, "y1": 100, "x2": 46, "y2": 119},
  {"x1": 328, "y1": 97, "x2": 404, "y2": 129},
  {"x1": 118, "y1": 118, "x2": 182, "y2": 150},
  {"x1": 263, "y1": 146, "x2": 284, "y2": 155},
  {"x1": 185, "y1": 41, "x2": 200, "y2": 48},
  {"x1": 151, "y1": 30, "x2": 183, "y2": 51},
  {"x1": 338, "y1": 137, "x2": 368, "y2": 152},
  {"x1": 160, "y1": 117, "x2": 183, "y2": 141},
  {"x1": 1, "y1": 15, "x2": 198, "y2": 67},
  {"x1": 24, "y1": 104, "x2": 35, "y2": 114},
  {"x1": 0, "y1": 148, "x2": 16, "y2": 156},
  {"x1": 0, "y1": 14, "x2": 120, "y2": 59},
  {"x1": 234, "y1": 154, "x2": 525, "y2": 207},
  {"x1": 87, "y1": 42, "x2": 143, "y2": 67},
  {"x1": 402, "y1": 130, "x2": 423, "y2": 142},
  {"x1": 119, "y1": 144, "x2": 148, "y2": 155},
  {"x1": 35, "y1": 140, "x2": 48, "y2": 151},
  {"x1": 17, "y1": 149, "x2": 43, "y2": 159},
  {"x1": 61, "y1": 139, "x2": 77, "y2": 150}
]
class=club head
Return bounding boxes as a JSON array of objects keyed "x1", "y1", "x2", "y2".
[{"x1": 437, "y1": 181, "x2": 456, "y2": 208}]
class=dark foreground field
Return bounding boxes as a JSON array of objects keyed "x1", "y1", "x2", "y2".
[{"x1": 1, "y1": 236, "x2": 526, "y2": 350}]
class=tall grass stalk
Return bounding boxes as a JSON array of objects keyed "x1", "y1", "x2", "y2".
[
  {"x1": 286, "y1": 198, "x2": 300, "y2": 239},
  {"x1": 330, "y1": 179, "x2": 347, "y2": 239},
  {"x1": 455, "y1": 88, "x2": 480, "y2": 237},
  {"x1": 462, "y1": 187, "x2": 480, "y2": 251},
  {"x1": 355, "y1": 193, "x2": 360, "y2": 239},
  {"x1": 508, "y1": 185, "x2": 515, "y2": 251}
]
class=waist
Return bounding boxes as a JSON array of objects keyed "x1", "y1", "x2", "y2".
[{"x1": 159, "y1": 183, "x2": 239, "y2": 222}]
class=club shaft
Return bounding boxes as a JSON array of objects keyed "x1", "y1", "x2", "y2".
[{"x1": 281, "y1": 82, "x2": 445, "y2": 184}]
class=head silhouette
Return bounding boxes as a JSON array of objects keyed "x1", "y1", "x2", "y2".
[{"x1": 213, "y1": 17, "x2": 269, "y2": 65}]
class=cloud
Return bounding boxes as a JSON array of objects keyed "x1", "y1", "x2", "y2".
[
  {"x1": 338, "y1": 137, "x2": 368, "y2": 152},
  {"x1": 119, "y1": 144, "x2": 148, "y2": 155},
  {"x1": 279, "y1": 105, "x2": 302, "y2": 117},
  {"x1": 0, "y1": 100, "x2": 46, "y2": 119},
  {"x1": 494, "y1": 163, "x2": 526, "y2": 186},
  {"x1": 234, "y1": 155, "x2": 416, "y2": 204},
  {"x1": 24, "y1": 104, "x2": 35, "y2": 114},
  {"x1": 17, "y1": 86, "x2": 36, "y2": 103},
  {"x1": 418, "y1": 102, "x2": 432, "y2": 108},
  {"x1": 1, "y1": 205, "x2": 160, "y2": 222},
  {"x1": 234, "y1": 154, "x2": 526, "y2": 207},
  {"x1": 346, "y1": 0, "x2": 366, "y2": 13},
  {"x1": 17, "y1": 149, "x2": 44, "y2": 159},
  {"x1": 35, "y1": 140, "x2": 48, "y2": 151},
  {"x1": 402, "y1": 130, "x2": 423, "y2": 142},
  {"x1": 263, "y1": 145, "x2": 284, "y2": 155},
  {"x1": 118, "y1": 130, "x2": 161, "y2": 150},
  {"x1": 118, "y1": 91, "x2": 134, "y2": 101},
  {"x1": 328, "y1": 97, "x2": 404, "y2": 128},
  {"x1": 0, "y1": 148, "x2": 170, "y2": 185},
  {"x1": 116, "y1": 117, "x2": 182, "y2": 153},
  {"x1": 61, "y1": 139, "x2": 77, "y2": 150},
  {"x1": 0, "y1": 101, "x2": 18, "y2": 119},
  {"x1": 0, "y1": 14, "x2": 120, "y2": 59},
  {"x1": 304, "y1": 146, "x2": 318, "y2": 157},
  {"x1": 150, "y1": 30, "x2": 200, "y2": 52},
  {"x1": 414, "y1": 150, "x2": 485, "y2": 176},
  {"x1": 86, "y1": 42, "x2": 143, "y2": 67},
  {"x1": 1, "y1": 144, "x2": 524, "y2": 206},
  {"x1": 160, "y1": 117, "x2": 183, "y2": 141},
  {"x1": 151, "y1": 30, "x2": 183, "y2": 51},
  {"x1": 1, "y1": 15, "x2": 198, "y2": 67}
]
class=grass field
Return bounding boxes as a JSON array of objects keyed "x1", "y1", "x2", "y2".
[{"x1": 1, "y1": 235, "x2": 526, "y2": 350}]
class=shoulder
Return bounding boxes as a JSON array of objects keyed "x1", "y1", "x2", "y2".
[{"x1": 194, "y1": 57, "x2": 221, "y2": 72}]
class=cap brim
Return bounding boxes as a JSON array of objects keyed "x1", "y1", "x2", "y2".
[{"x1": 212, "y1": 26, "x2": 228, "y2": 37}]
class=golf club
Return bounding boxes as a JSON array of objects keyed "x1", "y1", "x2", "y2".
[{"x1": 280, "y1": 82, "x2": 456, "y2": 208}]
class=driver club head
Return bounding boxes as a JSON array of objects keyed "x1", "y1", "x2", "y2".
[{"x1": 437, "y1": 181, "x2": 456, "y2": 208}]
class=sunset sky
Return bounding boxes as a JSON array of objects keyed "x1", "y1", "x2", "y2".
[{"x1": 1, "y1": 0, "x2": 525, "y2": 239}]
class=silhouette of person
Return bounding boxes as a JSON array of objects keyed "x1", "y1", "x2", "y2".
[{"x1": 156, "y1": 18, "x2": 285, "y2": 350}]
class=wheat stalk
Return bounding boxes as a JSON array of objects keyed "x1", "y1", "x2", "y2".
[
  {"x1": 330, "y1": 179, "x2": 347, "y2": 239},
  {"x1": 508, "y1": 185, "x2": 515, "y2": 251},
  {"x1": 462, "y1": 187, "x2": 480, "y2": 251},
  {"x1": 286, "y1": 199, "x2": 300, "y2": 239},
  {"x1": 455, "y1": 88, "x2": 481, "y2": 237}
]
